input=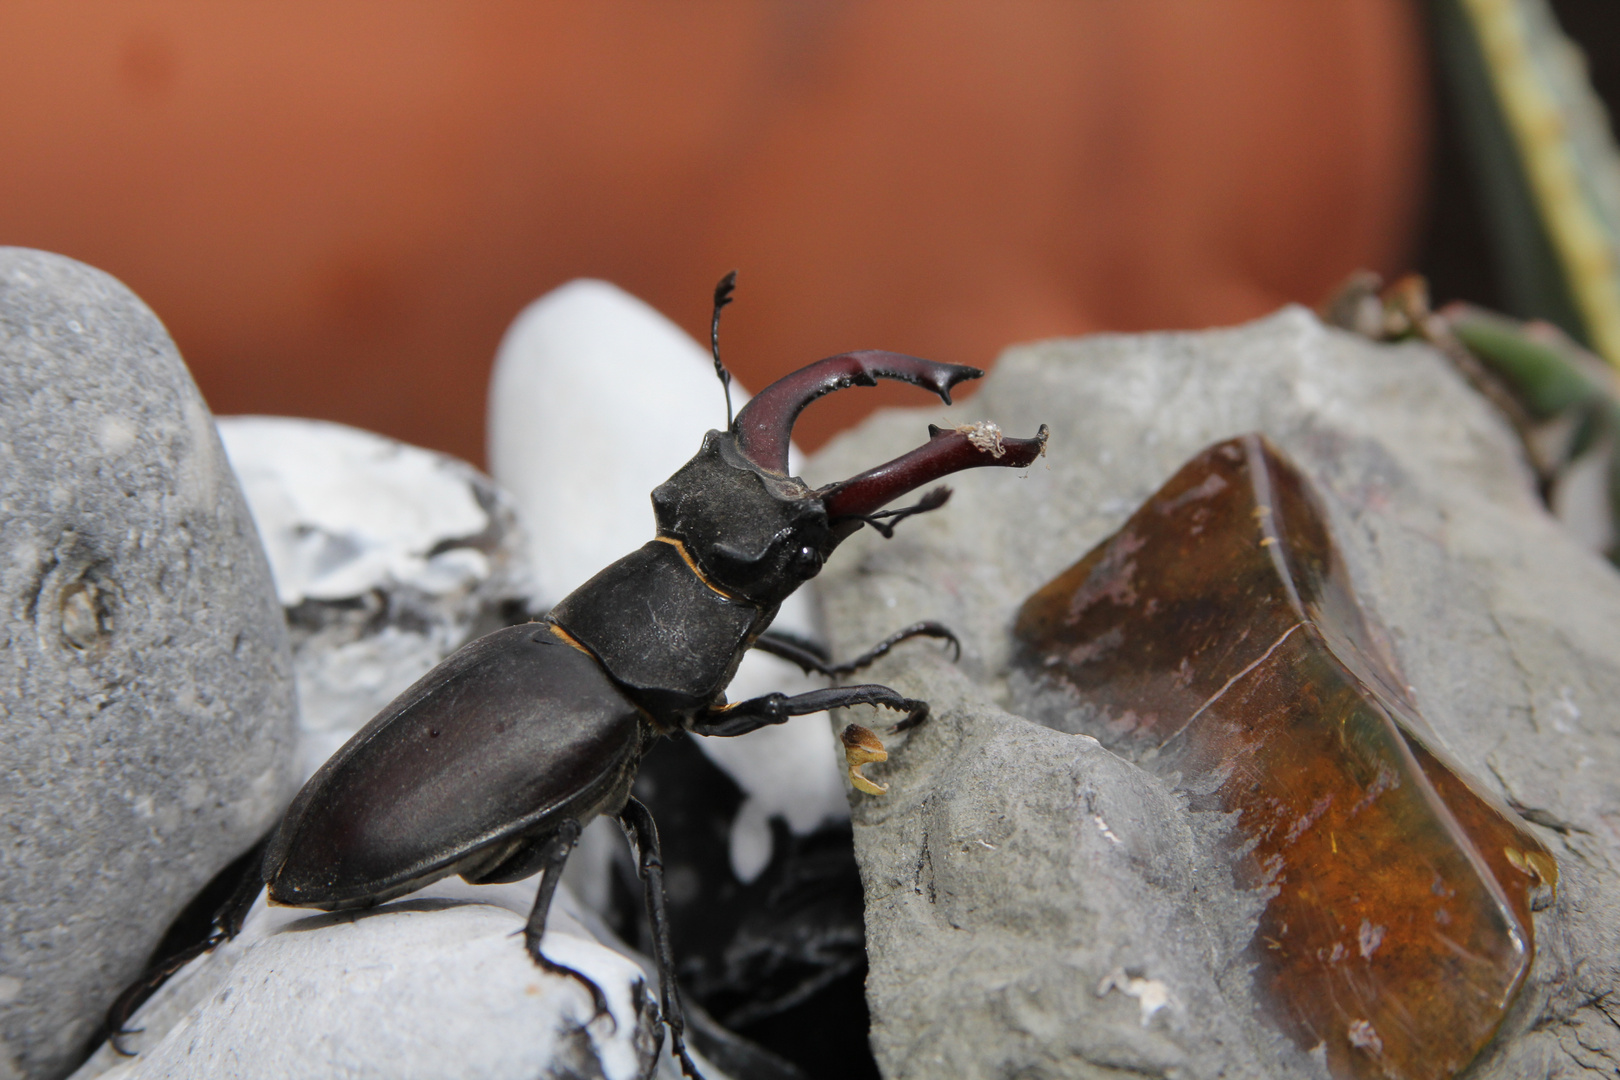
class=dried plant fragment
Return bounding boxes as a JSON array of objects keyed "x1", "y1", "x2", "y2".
[
  {"x1": 1012, "y1": 434, "x2": 1555, "y2": 1080},
  {"x1": 954, "y1": 421, "x2": 1007, "y2": 458}
]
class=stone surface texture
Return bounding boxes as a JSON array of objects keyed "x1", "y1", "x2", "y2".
[
  {"x1": 217, "y1": 416, "x2": 535, "y2": 779},
  {"x1": 0, "y1": 249, "x2": 298, "y2": 1080},
  {"x1": 809, "y1": 307, "x2": 1620, "y2": 1079},
  {"x1": 71, "y1": 879, "x2": 685, "y2": 1080}
]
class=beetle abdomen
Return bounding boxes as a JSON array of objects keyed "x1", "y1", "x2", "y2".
[{"x1": 265, "y1": 624, "x2": 644, "y2": 909}]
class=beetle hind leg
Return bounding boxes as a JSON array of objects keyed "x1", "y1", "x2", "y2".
[
  {"x1": 521, "y1": 819, "x2": 613, "y2": 1026},
  {"x1": 105, "y1": 833, "x2": 269, "y2": 1054},
  {"x1": 618, "y1": 797, "x2": 704, "y2": 1080},
  {"x1": 107, "y1": 936, "x2": 226, "y2": 1054}
]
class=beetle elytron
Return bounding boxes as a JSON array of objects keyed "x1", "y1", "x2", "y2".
[{"x1": 111, "y1": 275, "x2": 1047, "y2": 1078}]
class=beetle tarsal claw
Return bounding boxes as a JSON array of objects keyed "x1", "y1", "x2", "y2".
[{"x1": 841, "y1": 723, "x2": 889, "y2": 794}]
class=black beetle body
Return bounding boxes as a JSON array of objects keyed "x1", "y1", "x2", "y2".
[
  {"x1": 110, "y1": 279, "x2": 1047, "y2": 1080},
  {"x1": 265, "y1": 625, "x2": 644, "y2": 909}
]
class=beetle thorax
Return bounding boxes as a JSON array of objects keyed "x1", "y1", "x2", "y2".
[{"x1": 650, "y1": 431, "x2": 832, "y2": 607}]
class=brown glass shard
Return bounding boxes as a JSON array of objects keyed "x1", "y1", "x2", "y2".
[{"x1": 1013, "y1": 434, "x2": 1555, "y2": 1080}]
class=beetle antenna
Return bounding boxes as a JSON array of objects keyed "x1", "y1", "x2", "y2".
[{"x1": 711, "y1": 271, "x2": 737, "y2": 429}]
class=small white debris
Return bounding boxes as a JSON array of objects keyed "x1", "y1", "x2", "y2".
[
  {"x1": 1551, "y1": 686, "x2": 1581, "y2": 734},
  {"x1": 1357, "y1": 919, "x2": 1385, "y2": 959},
  {"x1": 1347, "y1": 1018, "x2": 1383, "y2": 1055},
  {"x1": 954, "y1": 420, "x2": 1006, "y2": 457},
  {"x1": 1097, "y1": 968, "x2": 1175, "y2": 1027}
]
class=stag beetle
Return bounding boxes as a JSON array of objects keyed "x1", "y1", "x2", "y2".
[{"x1": 109, "y1": 275, "x2": 1047, "y2": 1079}]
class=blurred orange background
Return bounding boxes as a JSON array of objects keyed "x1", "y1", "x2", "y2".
[{"x1": 0, "y1": 2, "x2": 1426, "y2": 463}]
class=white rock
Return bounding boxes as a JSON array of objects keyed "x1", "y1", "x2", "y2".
[
  {"x1": 487, "y1": 279, "x2": 847, "y2": 884},
  {"x1": 219, "y1": 417, "x2": 496, "y2": 606},
  {"x1": 218, "y1": 417, "x2": 535, "y2": 779},
  {"x1": 695, "y1": 706, "x2": 851, "y2": 883},
  {"x1": 490, "y1": 279, "x2": 764, "y2": 604},
  {"x1": 71, "y1": 877, "x2": 693, "y2": 1080}
]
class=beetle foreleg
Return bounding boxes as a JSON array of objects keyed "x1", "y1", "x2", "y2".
[
  {"x1": 521, "y1": 819, "x2": 613, "y2": 1025},
  {"x1": 753, "y1": 621, "x2": 960, "y2": 676},
  {"x1": 691, "y1": 684, "x2": 928, "y2": 737},
  {"x1": 617, "y1": 798, "x2": 703, "y2": 1080}
]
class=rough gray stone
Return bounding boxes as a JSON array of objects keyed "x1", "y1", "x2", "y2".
[
  {"x1": 0, "y1": 250, "x2": 298, "y2": 1080},
  {"x1": 808, "y1": 306, "x2": 1620, "y2": 1079}
]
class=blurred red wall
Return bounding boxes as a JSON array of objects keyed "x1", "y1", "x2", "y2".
[{"x1": 0, "y1": 2, "x2": 1426, "y2": 463}]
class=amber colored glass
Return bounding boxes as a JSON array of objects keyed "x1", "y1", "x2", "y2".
[{"x1": 1013, "y1": 435, "x2": 1554, "y2": 1080}]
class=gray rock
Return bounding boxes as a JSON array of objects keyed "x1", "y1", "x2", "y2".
[
  {"x1": 0, "y1": 250, "x2": 298, "y2": 1080},
  {"x1": 808, "y1": 306, "x2": 1620, "y2": 1078}
]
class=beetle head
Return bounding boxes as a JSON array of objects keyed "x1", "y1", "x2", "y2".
[
  {"x1": 652, "y1": 432, "x2": 829, "y2": 606},
  {"x1": 653, "y1": 350, "x2": 1047, "y2": 608}
]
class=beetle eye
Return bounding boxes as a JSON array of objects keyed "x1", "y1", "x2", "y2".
[{"x1": 791, "y1": 545, "x2": 823, "y2": 577}]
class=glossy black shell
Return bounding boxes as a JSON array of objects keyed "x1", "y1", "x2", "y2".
[
  {"x1": 549, "y1": 540, "x2": 769, "y2": 717},
  {"x1": 265, "y1": 624, "x2": 647, "y2": 910}
]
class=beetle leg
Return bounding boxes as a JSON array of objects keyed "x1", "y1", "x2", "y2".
[
  {"x1": 748, "y1": 633, "x2": 834, "y2": 675},
  {"x1": 521, "y1": 819, "x2": 613, "y2": 1025},
  {"x1": 690, "y1": 684, "x2": 929, "y2": 738},
  {"x1": 850, "y1": 484, "x2": 952, "y2": 538},
  {"x1": 106, "y1": 936, "x2": 224, "y2": 1053},
  {"x1": 617, "y1": 797, "x2": 704, "y2": 1080},
  {"x1": 106, "y1": 834, "x2": 269, "y2": 1053},
  {"x1": 754, "y1": 621, "x2": 960, "y2": 676},
  {"x1": 750, "y1": 628, "x2": 831, "y2": 667}
]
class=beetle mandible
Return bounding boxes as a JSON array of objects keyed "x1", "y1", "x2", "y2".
[{"x1": 110, "y1": 275, "x2": 1048, "y2": 1079}]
